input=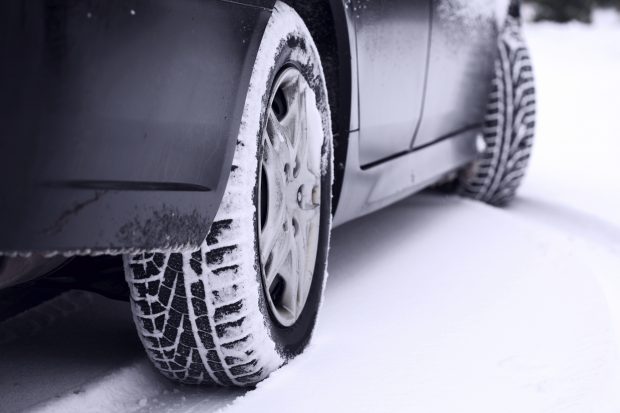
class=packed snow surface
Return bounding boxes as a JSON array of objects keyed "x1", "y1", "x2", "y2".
[{"x1": 1, "y1": 10, "x2": 620, "y2": 413}]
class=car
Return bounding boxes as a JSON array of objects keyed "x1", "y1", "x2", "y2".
[{"x1": 0, "y1": 0, "x2": 536, "y2": 386}]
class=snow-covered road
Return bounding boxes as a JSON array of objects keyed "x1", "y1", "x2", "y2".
[{"x1": 2, "y1": 12, "x2": 620, "y2": 413}]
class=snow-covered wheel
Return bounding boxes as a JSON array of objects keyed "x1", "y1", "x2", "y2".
[
  {"x1": 124, "y1": 2, "x2": 333, "y2": 386},
  {"x1": 458, "y1": 16, "x2": 536, "y2": 206}
]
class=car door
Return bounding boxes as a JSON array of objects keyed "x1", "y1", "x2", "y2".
[
  {"x1": 354, "y1": 0, "x2": 432, "y2": 167},
  {"x1": 412, "y1": 0, "x2": 497, "y2": 148}
]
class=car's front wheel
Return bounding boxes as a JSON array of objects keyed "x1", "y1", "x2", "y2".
[{"x1": 124, "y1": 2, "x2": 333, "y2": 386}]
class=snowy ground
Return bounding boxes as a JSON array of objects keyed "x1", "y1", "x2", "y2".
[{"x1": 2, "y1": 11, "x2": 620, "y2": 413}]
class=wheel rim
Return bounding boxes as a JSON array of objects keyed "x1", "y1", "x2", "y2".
[{"x1": 258, "y1": 67, "x2": 323, "y2": 327}]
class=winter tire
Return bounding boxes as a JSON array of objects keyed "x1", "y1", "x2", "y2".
[
  {"x1": 124, "y1": 2, "x2": 333, "y2": 386},
  {"x1": 458, "y1": 16, "x2": 536, "y2": 206}
]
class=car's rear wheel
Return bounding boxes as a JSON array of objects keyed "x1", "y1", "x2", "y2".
[
  {"x1": 457, "y1": 16, "x2": 536, "y2": 206},
  {"x1": 124, "y1": 2, "x2": 333, "y2": 386}
]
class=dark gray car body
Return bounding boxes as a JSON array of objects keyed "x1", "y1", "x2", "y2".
[{"x1": 0, "y1": 0, "x2": 521, "y2": 255}]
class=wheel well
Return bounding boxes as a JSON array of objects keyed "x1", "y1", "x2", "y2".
[
  {"x1": 283, "y1": 0, "x2": 352, "y2": 213},
  {"x1": 509, "y1": 0, "x2": 522, "y2": 18}
]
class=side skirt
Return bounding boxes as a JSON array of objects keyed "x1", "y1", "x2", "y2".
[{"x1": 333, "y1": 129, "x2": 479, "y2": 226}]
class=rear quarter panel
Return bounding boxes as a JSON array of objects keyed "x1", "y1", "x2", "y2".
[{"x1": 0, "y1": 0, "x2": 271, "y2": 253}]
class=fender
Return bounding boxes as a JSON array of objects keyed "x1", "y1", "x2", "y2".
[{"x1": 0, "y1": 0, "x2": 273, "y2": 254}]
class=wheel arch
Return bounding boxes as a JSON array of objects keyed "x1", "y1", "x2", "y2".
[
  {"x1": 0, "y1": 0, "x2": 354, "y2": 255},
  {"x1": 509, "y1": 0, "x2": 523, "y2": 19}
]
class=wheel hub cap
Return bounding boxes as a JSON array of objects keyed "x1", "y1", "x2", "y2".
[{"x1": 258, "y1": 67, "x2": 323, "y2": 327}]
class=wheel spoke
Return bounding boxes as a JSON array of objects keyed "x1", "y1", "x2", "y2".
[
  {"x1": 268, "y1": 109, "x2": 296, "y2": 169},
  {"x1": 263, "y1": 228, "x2": 291, "y2": 286},
  {"x1": 260, "y1": 135, "x2": 287, "y2": 263},
  {"x1": 280, "y1": 85, "x2": 301, "y2": 139},
  {"x1": 279, "y1": 228, "x2": 300, "y2": 317},
  {"x1": 294, "y1": 87, "x2": 309, "y2": 174}
]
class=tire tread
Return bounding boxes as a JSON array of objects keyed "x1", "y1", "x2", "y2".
[{"x1": 459, "y1": 17, "x2": 536, "y2": 206}]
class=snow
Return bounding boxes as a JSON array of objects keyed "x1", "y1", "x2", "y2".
[
  {"x1": 1, "y1": 10, "x2": 620, "y2": 413},
  {"x1": 517, "y1": 9, "x2": 620, "y2": 230}
]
